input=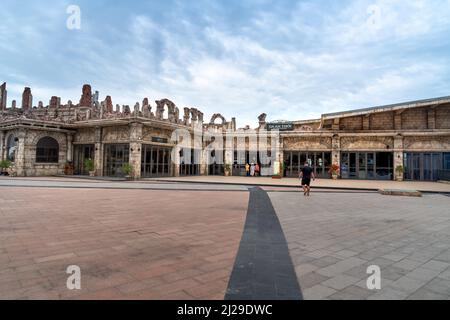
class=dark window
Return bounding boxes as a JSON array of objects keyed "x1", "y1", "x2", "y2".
[
  {"x1": 6, "y1": 135, "x2": 17, "y2": 162},
  {"x1": 36, "y1": 137, "x2": 59, "y2": 163}
]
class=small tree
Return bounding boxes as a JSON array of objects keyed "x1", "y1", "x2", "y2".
[
  {"x1": 84, "y1": 158, "x2": 95, "y2": 172},
  {"x1": 395, "y1": 165, "x2": 404, "y2": 174},
  {"x1": 0, "y1": 160, "x2": 12, "y2": 170},
  {"x1": 122, "y1": 163, "x2": 133, "y2": 177}
]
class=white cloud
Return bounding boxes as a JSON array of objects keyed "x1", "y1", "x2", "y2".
[{"x1": 1, "y1": 0, "x2": 450, "y2": 128}]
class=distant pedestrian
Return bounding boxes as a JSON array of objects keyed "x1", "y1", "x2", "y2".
[
  {"x1": 250, "y1": 163, "x2": 255, "y2": 177},
  {"x1": 245, "y1": 163, "x2": 250, "y2": 177},
  {"x1": 255, "y1": 163, "x2": 260, "y2": 177},
  {"x1": 299, "y1": 161, "x2": 315, "y2": 196}
]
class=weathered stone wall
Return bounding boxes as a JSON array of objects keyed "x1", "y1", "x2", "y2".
[
  {"x1": 436, "y1": 104, "x2": 450, "y2": 129},
  {"x1": 401, "y1": 107, "x2": 428, "y2": 130},
  {"x1": 142, "y1": 125, "x2": 173, "y2": 143},
  {"x1": 404, "y1": 136, "x2": 450, "y2": 151},
  {"x1": 340, "y1": 116, "x2": 362, "y2": 131},
  {"x1": 102, "y1": 126, "x2": 130, "y2": 143},
  {"x1": 74, "y1": 127, "x2": 96, "y2": 143},
  {"x1": 370, "y1": 112, "x2": 394, "y2": 130},
  {"x1": 23, "y1": 129, "x2": 68, "y2": 176},
  {"x1": 340, "y1": 136, "x2": 394, "y2": 151},
  {"x1": 283, "y1": 137, "x2": 332, "y2": 151}
]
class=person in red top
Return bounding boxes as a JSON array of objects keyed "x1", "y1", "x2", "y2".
[{"x1": 255, "y1": 163, "x2": 260, "y2": 177}]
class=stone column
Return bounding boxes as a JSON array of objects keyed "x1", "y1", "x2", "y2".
[
  {"x1": 394, "y1": 135, "x2": 404, "y2": 181},
  {"x1": 94, "y1": 127, "x2": 103, "y2": 176},
  {"x1": 224, "y1": 133, "x2": 233, "y2": 176},
  {"x1": 331, "y1": 134, "x2": 341, "y2": 168},
  {"x1": 129, "y1": 122, "x2": 143, "y2": 179},
  {"x1": 0, "y1": 131, "x2": 4, "y2": 161},
  {"x1": 15, "y1": 130, "x2": 26, "y2": 177},
  {"x1": 66, "y1": 134, "x2": 74, "y2": 163},
  {"x1": 173, "y1": 145, "x2": 181, "y2": 177},
  {"x1": 200, "y1": 149, "x2": 208, "y2": 176}
]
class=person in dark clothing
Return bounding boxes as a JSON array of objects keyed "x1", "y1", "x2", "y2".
[{"x1": 299, "y1": 161, "x2": 315, "y2": 196}]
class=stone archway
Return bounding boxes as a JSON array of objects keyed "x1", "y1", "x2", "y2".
[{"x1": 210, "y1": 113, "x2": 226, "y2": 125}]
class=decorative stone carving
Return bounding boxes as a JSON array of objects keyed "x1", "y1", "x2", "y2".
[
  {"x1": 142, "y1": 98, "x2": 149, "y2": 117},
  {"x1": 49, "y1": 96, "x2": 60, "y2": 108},
  {"x1": 134, "y1": 102, "x2": 140, "y2": 113},
  {"x1": 340, "y1": 136, "x2": 393, "y2": 150},
  {"x1": 102, "y1": 126, "x2": 130, "y2": 142},
  {"x1": 210, "y1": 113, "x2": 226, "y2": 125},
  {"x1": 299, "y1": 125, "x2": 313, "y2": 131},
  {"x1": 22, "y1": 87, "x2": 32, "y2": 111},
  {"x1": 284, "y1": 137, "x2": 332, "y2": 150},
  {"x1": 79, "y1": 84, "x2": 92, "y2": 107},
  {"x1": 404, "y1": 136, "x2": 450, "y2": 150},
  {"x1": 155, "y1": 99, "x2": 177, "y2": 121},
  {"x1": 258, "y1": 113, "x2": 267, "y2": 125},
  {"x1": 0, "y1": 82, "x2": 6, "y2": 110},
  {"x1": 103, "y1": 96, "x2": 113, "y2": 113},
  {"x1": 183, "y1": 107, "x2": 190, "y2": 125}
]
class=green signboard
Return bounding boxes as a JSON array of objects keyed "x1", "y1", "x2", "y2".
[{"x1": 266, "y1": 122, "x2": 294, "y2": 131}]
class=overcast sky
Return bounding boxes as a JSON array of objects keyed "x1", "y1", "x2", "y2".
[{"x1": 1, "y1": 0, "x2": 450, "y2": 127}]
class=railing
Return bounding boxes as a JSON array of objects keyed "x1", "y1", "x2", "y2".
[{"x1": 438, "y1": 170, "x2": 450, "y2": 181}]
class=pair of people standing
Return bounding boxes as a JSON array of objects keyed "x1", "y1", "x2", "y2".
[{"x1": 245, "y1": 163, "x2": 260, "y2": 177}]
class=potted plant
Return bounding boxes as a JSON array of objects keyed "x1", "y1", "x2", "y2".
[
  {"x1": 272, "y1": 161, "x2": 284, "y2": 179},
  {"x1": 84, "y1": 158, "x2": 95, "y2": 177},
  {"x1": 64, "y1": 161, "x2": 74, "y2": 175},
  {"x1": 395, "y1": 165, "x2": 404, "y2": 182},
  {"x1": 122, "y1": 163, "x2": 133, "y2": 180},
  {"x1": 329, "y1": 164, "x2": 340, "y2": 180},
  {"x1": 0, "y1": 160, "x2": 12, "y2": 176},
  {"x1": 224, "y1": 164, "x2": 232, "y2": 177}
]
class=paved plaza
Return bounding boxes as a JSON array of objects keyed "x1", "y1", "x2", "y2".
[{"x1": 0, "y1": 177, "x2": 450, "y2": 300}]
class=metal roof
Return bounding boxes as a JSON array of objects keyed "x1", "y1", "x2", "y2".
[{"x1": 322, "y1": 95, "x2": 450, "y2": 120}]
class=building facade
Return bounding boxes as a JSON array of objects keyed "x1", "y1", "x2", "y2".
[{"x1": 1, "y1": 82, "x2": 449, "y2": 181}]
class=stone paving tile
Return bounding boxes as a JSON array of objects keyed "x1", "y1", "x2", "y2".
[
  {"x1": 406, "y1": 288, "x2": 448, "y2": 300},
  {"x1": 0, "y1": 187, "x2": 248, "y2": 300},
  {"x1": 321, "y1": 274, "x2": 361, "y2": 291},
  {"x1": 298, "y1": 272, "x2": 330, "y2": 290},
  {"x1": 270, "y1": 192, "x2": 450, "y2": 300},
  {"x1": 302, "y1": 284, "x2": 337, "y2": 300},
  {"x1": 423, "y1": 278, "x2": 450, "y2": 296},
  {"x1": 328, "y1": 285, "x2": 373, "y2": 300}
]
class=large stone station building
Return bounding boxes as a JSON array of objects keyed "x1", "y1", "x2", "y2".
[{"x1": 0, "y1": 82, "x2": 449, "y2": 181}]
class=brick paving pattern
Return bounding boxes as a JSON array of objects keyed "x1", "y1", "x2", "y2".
[
  {"x1": 0, "y1": 187, "x2": 248, "y2": 300},
  {"x1": 269, "y1": 191, "x2": 450, "y2": 300}
]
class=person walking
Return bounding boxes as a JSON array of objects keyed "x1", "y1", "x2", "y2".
[
  {"x1": 250, "y1": 163, "x2": 255, "y2": 177},
  {"x1": 299, "y1": 161, "x2": 315, "y2": 196},
  {"x1": 245, "y1": 163, "x2": 250, "y2": 177},
  {"x1": 255, "y1": 163, "x2": 260, "y2": 177}
]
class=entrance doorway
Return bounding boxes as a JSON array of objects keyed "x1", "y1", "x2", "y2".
[
  {"x1": 104, "y1": 144, "x2": 130, "y2": 177},
  {"x1": 341, "y1": 152, "x2": 393, "y2": 180},
  {"x1": 141, "y1": 145, "x2": 172, "y2": 178},
  {"x1": 404, "y1": 153, "x2": 444, "y2": 181},
  {"x1": 179, "y1": 149, "x2": 201, "y2": 176},
  {"x1": 283, "y1": 152, "x2": 331, "y2": 178},
  {"x1": 232, "y1": 150, "x2": 274, "y2": 176},
  {"x1": 73, "y1": 144, "x2": 95, "y2": 175}
]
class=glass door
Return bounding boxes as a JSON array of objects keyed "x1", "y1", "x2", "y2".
[
  {"x1": 104, "y1": 144, "x2": 130, "y2": 177},
  {"x1": 74, "y1": 144, "x2": 94, "y2": 175},
  {"x1": 141, "y1": 145, "x2": 172, "y2": 178}
]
